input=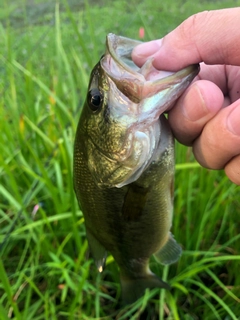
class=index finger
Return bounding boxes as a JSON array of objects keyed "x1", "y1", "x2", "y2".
[{"x1": 132, "y1": 8, "x2": 240, "y2": 71}]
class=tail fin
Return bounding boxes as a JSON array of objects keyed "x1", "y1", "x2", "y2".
[{"x1": 120, "y1": 273, "x2": 170, "y2": 304}]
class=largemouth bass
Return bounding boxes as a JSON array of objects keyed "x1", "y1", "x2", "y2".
[{"x1": 74, "y1": 33, "x2": 199, "y2": 304}]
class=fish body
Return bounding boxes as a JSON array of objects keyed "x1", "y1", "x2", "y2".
[{"x1": 74, "y1": 34, "x2": 199, "y2": 303}]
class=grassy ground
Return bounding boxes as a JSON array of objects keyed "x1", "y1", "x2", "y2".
[{"x1": 0, "y1": 0, "x2": 240, "y2": 319}]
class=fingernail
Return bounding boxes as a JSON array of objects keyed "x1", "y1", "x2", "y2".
[
  {"x1": 183, "y1": 84, "x2": 208, "y2": 121},
  {"x1": 183, "y1": 82, "x2": 222, "y2": 122},
  {"x1": 133, "y1": 39, "x2": 162, "y2": 58},
  {"x1": 227, "y1": 105, "x2": 240, "y2": 136}
]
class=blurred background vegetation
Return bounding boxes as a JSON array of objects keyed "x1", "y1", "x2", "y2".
[{"x1": 0, "y1": 0, "x2": 240, "y2": 319}]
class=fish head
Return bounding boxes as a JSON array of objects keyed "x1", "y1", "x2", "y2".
[{"x1": 82, "y1": 33, "x2": 199, "y2": 188}]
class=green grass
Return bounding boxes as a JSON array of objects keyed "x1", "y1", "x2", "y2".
[{"x1": 0, "y1": 0, "x2": 240, "y2": 319}]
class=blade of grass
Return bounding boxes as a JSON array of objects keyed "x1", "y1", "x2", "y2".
[
  {"x1": 0, "y1": 259, "x2": 22, "y2": 319},
  {"x1": 188, "y1": 288, "x2": 221, "y2": 320},
  {"x1": 167, "y1": 291, "x2": 180, "y2": 320},
  {"x1": 62, "y1": 0, "x2": 92, "y2": 66},
  {"x1": 187, "y1": 278, "x2": 238, "y2": 320},
  {"x1": 206, "y1": 269, "x2": 240, "y2": 303},
  {"x1": 0, "y1": 304, "x2": 9, "y2": 320},
  {"x1": 12, "y1": 60, "x2": 75, "y2": 127},
  {"x1": 159, "y1": 265, "x2": 169, "y2": 320}
]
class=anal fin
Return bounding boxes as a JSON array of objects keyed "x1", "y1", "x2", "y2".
[
  {"x1": 86, "y1": 227, "x2": 107, "y2": 272},
  {"x1": 154, "y1": 233, "x2": 182, "y2": 265}
]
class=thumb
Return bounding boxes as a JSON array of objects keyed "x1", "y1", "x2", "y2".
[{"x1": 132, "y1": 8, "x2": 240, "y2": 71}]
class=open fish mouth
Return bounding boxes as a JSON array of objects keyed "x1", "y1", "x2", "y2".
[{"x1": 101, "y1": 33, "x2": 200, "y2": 107}]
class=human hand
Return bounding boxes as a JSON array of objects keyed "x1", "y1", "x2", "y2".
[{"x1": 132, "y1": 8, "x2": 240, "y2": 185}]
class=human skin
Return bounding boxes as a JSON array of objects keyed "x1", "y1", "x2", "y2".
[{"x1": 132, "y1": 8, "x2": 240, "y2": 185}]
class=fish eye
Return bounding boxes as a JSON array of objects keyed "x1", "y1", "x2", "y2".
[{"x1": 87, "y1": 88, "x2": 103, "y2": 112}]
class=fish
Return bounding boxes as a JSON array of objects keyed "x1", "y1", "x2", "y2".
[{"x1": 73, "y1": 33, "x2": 199, "y2": 304}]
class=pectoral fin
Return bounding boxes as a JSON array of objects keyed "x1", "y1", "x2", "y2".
[
  {"x1": 154, "y1": 233, "x2": 182, "y2": 265},
  {"x1": 86, "y1": 227, "x2": 107, "y2": 272}
]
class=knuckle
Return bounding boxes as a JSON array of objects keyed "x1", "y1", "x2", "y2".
[{"x1": 177, "y1": 11, "x2": 214, "y2": 60}]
